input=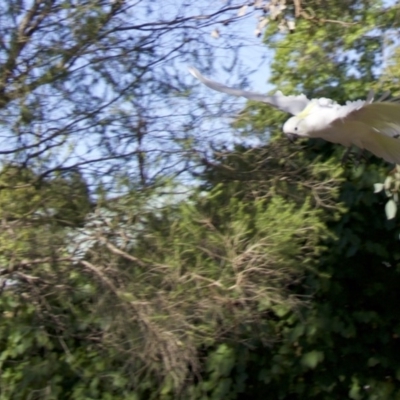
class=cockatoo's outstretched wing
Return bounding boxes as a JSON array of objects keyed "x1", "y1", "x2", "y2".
[
  {"x1": 189, "y1": 67, "x2": 310, "y2": 115},
  {"x1": 343, "y1": 102, "x2": 400, "y2": 139},
  {"x1": 331, "y1": 101, "x2": 400, "y2": 164}
]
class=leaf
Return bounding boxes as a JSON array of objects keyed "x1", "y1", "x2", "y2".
[
  {"x1": 384, "y1": 176, "x2": 393, "y2": 190},
  {"x1": 385, "y1": 199, "x2": 397, "y2": 220},
  {"x1": 273, "y1": 304, "x2": 290, "y2": 317},
  {"x1": 367, "y1": 357, "x2": 380, "y2": 367},
  {"x1": 257, "y1": 17, "x2": 269, "y2": 30},
  {"x1": 117, "y1": 291, "x2": 135, "y2": 302},
  {"x1": 287, "y1": 20, "x2": 296, "y2": 31},
  {"x1": 211, "y1": 29, "x2": 220, "y2": 39},
  {"x1": 373, "y1": 183, "x2": 384, "y2": 193},
  {"x1": 237, "y1": 5, "x2": 248, "y2": 17},
  {"x1": 300, "y1": 350, "x2": 324, "y2": 369},
  {"x1": 349, "y1": 378, "x2": 361, "y2": 400}
]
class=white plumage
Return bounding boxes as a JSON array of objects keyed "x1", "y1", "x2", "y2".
[{"x1": 189, "y1": 67, "x2": 400, "y2": 165}]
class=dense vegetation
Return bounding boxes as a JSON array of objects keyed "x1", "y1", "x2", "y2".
[{"x1": 1, "y1": 1, "x2": 400, "y2": 399}]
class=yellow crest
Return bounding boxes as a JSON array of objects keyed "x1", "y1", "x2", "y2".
[{"x1": 296, "y1": 102, "x2": 316, "y2": 119}]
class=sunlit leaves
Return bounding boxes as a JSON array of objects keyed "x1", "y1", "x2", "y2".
[{"x1": 300, "y1": 350, "x2": 324, "y2": 369}]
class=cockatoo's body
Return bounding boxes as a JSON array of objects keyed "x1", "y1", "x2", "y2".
[{"x1": 189, "y1": 67, "x2": 400, "y2": 164}]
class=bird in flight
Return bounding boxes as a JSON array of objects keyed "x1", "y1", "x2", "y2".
[{"x1": 189, "y1": 67, "x2": 400, "y2": 165}]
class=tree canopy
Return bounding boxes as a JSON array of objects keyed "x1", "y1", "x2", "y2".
[{"x1": 1, "y1": 1, "x2": 400, "y2": 399}]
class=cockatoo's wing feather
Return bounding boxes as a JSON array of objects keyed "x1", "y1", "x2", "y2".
[
  {"x1": 189, "y1": 67, "x2": 309, "y2": 115},
  {"x1": 339, "y1": 102, "x2": 400, "y2": 139},
  {"x1": 357, "y1": 132, "x2": 400, "y2": 165},
  {"x1": 329, "y1": 102, "x2": 400, "y2": 164}
]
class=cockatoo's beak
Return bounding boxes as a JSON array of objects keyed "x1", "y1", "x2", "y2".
[{"x1": 286, "y1": 133, "x2": 299, "y2": 143}]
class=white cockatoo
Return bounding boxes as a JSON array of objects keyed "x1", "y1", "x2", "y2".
[{"x1": 189, "y1": 67, "x2": 400, "y2": 164}]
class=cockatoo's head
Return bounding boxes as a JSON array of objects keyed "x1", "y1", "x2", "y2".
[
  {"x1": 282, "y1": 116, "x2": 309, "y2": 140},
  {"x1": 282, "y1": 102, "x2": 319, "y2": 140}
]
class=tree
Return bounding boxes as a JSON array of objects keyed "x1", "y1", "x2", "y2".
[
  {"x1": 185, "y1": 1, "x2": 400, "y2": 399},
  {"x1": 1, "y1": 1, "x2": 313, "y2": 398},
  {"x1": 2, "y1": 0, "x2": 400, "y2": 399}
]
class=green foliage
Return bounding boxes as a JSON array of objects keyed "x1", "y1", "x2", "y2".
[
  {"x1": 183, "y1": 146, "x2": 400, "y2": 399},
  {"x1": 265, "y1": 0, "x2": 385, "y2": 98},
  {"x1": 373, "y1": 167, "x2": 400, "y2": 220},
  {"x1": 0, "y1": 176, "x2": 326, "y2": 399},
  {"x1": 0, "y1": 266, "x2": 142, "y2": 400},
  {"x1": 181, "y1": 2, "x2": 400, "y2": 399},
  {"x1": 2, "y1": 1, "x2": 400, "y2": 399},
  {"x1": 0, "y1": 165, "x2": 91, "y2": 271}
]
